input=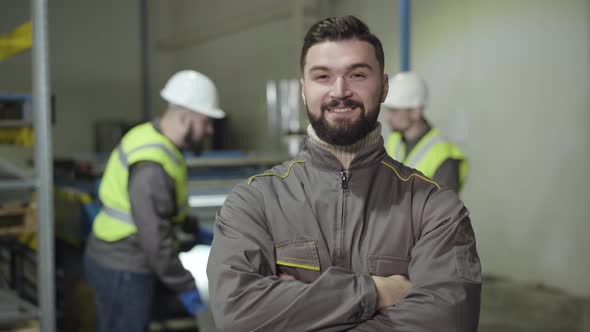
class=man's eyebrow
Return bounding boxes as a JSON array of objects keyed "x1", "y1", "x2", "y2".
[
  {"x1": 308, "y1": 65, "x2": 330, "y2": 73},
  {"x1": 307, "y1": 63, "x2": 374, "y2": 73},
  {"x1": 349, "y1": 63, "x2": 374, "y2": 71}
]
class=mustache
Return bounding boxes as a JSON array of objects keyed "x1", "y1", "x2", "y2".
[{"x1": 321, "y1": 98, "x2": 363, "y2": 111}]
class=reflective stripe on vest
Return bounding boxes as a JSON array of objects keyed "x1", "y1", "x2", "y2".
[
  {"x1": 118, "y1": 143, "x2": 181, "y2": 168},
  {"x1": 388, "y1": 130, "x2": 444, "y2": 166},
  {"x1": 101, "y1": 204, "x2": 134, "y2": 225},
  {"x1": 392, "y1": 139, "x2": 404, "y2": 162},
  {"x1": 406, "y1": 135, "x2": 445, "y2": 168},
  {"x1": 100, "y1": 201, "x2": 189, "y2": 228}
]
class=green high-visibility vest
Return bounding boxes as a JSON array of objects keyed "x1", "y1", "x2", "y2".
[
  {"x1": 385, "y1": 128, "x2": 469, "y2": 191},
  {"x1": 92, "y1": 122, "x2": 189, "y2": 242}
]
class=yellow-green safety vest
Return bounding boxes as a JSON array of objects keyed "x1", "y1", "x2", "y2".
[
  {"x1": 92, "y1": 122, "x2": 189, "y2": 242},
  {"x1": 385, "y1": 128, "x2": 469, "y2": 191}
]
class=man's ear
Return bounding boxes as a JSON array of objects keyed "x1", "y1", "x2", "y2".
[
  {"x1": 410, "y1": 107, "x2": 423, "y2": 121},
  {"x1": 380, "y1": 73, "x2": 389, "y2": 103},
  {"x1": 416, "y1": 106, "x2": 425, "y2": 119},
  {"x1": 300, "y1": 78, "x2": 307, "y2": 106}
]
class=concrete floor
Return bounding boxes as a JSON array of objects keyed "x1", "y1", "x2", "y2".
[{"x1": 479, "y1": 276, "x2": 590, "y2": 332}]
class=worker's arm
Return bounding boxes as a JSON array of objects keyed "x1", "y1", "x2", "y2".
[
  {"x1": 128, "y1": 161, "x2": 196, "y2": 293},
  {"x1": 348, "y1": 188, "x2": 481, "y2": 332},
  {"x1": 207, "y1": 183, "x2": 378, "y2": 332},
  {"x1": 433, "y1": 159, "x2": 461, "y2": 192}
]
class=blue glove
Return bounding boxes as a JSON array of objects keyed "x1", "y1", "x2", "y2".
[
  {"x1": 195, "y1": 227, "x2": 214, "y2": 245},
  {"x1": 179, "y1": 289, "x2": 206, "y2": 315}
]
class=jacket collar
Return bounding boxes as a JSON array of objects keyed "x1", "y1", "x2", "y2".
[{"x1": 298, "y1": 134, "x2": 388, "y2": 172}]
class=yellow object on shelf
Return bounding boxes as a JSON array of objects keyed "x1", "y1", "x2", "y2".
[
  {"x1": 0, "y1": 202, "x2": 38, "y2": 250},
  {"x1": 0, "y1": 21, "x2": 32, "y2": 61},
  {"x1": 0, "y1": 127, "x2": 35, "y2": 146}
]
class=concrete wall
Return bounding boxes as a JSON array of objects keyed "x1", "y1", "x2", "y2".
[{"x1": 412, "y1": 0, "x2": 590, "y2": 297}]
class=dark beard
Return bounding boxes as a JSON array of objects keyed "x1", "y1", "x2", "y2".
[
  {"x1": 183, "y1": 122, "x2": 204, "y2": 156},
  {"x1": 307, "y1": 98, "x2": 379, "y2": 146}
]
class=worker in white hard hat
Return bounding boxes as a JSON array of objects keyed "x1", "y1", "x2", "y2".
[
  {"x1": 382, "y1": 72, "x2": 468, "y2": 192},
  {"x1": 84, "y1": 70, "x2": 225, "y2": 332}
]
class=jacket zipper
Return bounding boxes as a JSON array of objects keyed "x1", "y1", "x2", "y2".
[
  {"x1": 340, "y1": 170, "x2": 350, "y2": 189},
  {"x1": 338, "y1": 170, "x2": 350, "y2": 268}
]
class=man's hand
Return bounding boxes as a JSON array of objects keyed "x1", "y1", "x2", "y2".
[
  {"x1": 371, "y1": 275, "x2": 411, "y2": 310},
  {"x1": 179, "y1": 288, "x2": 206, "y2": 315},
  {"x1": 195, "y1": 226, "x2": 214, "y2": 245},
  {"x1": 279, "y1": 273, "x2": 296, "y2": 281}
]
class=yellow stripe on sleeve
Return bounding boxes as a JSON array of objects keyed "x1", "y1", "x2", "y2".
[
  {"x1": 248, "y1": 160, "x2": 305, "y2": 185},
  {"x1": 381, "y1": 160, "x2": 440, "y2": 189}
]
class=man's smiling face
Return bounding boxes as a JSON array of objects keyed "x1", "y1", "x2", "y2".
[{"x1": 301, "y1": 39, "x2": 388, "y2": 146}]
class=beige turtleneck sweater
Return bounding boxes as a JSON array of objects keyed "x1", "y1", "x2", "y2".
[{"x1": 307, "y1": 122, "x2": 383, "y2": 169}]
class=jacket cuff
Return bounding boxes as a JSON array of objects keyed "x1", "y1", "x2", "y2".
[{"x1": 358, "y1": 274, "x2": 378, "y2": 320}]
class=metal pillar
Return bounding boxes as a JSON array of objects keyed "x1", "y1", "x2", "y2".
[
  {"x1": 139, "y1": 0, "x2": 152, "y2": 120},
  {"x1": 399, "y1": 0, "x2": 411, "y2": 71},
  {"x1": 31, "y1": 0, "x2": 55, "y2": 331}
]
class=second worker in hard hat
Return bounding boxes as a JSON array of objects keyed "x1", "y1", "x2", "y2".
[
  {"x1": 382, "y1": 72, "x2": 468, "y2": 193},
  {"x1": 83, "y1": 70, "x2": 225, "y2": 332}
]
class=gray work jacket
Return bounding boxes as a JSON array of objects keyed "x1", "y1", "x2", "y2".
[{"x1": 207, "y1": 138, "x2": 481, "y2": 331}]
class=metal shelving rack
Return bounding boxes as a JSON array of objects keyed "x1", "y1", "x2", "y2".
[{"x1": 0, "y1": 0, "x2": 55, "y2": 331}]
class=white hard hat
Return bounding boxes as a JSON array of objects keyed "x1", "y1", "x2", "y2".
[
  {"x1": 383, "y1": 72, "x2": 428, "y2": 109},
  {"x1": 160, "y1": 70, "x2": 226, "y2": 119}
]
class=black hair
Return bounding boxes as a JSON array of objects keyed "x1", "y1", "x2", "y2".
[{"x1": 300, "y1": 15, "x2": 385, "y2": 73}]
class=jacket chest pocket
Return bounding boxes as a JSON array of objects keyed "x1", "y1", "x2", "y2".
[
  {"x1": 367, "y1": 255, "x2": 410, "y2": 278},
  {"x1": 275, "y1": 240, "x2": 321, "y2": 284}
]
